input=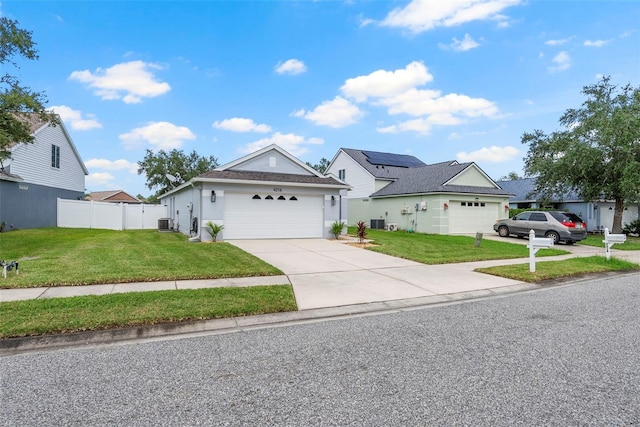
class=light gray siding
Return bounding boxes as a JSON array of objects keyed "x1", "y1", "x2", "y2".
[
  {"x1": 231, "y1": 151, "x2": 312, "y2": 175},
  {"x1": 326, "y1": 151, "x2": 374, "y2": 198},
  {"x1": 9, "y1": 124, "x2": 86, "y2": 192}
]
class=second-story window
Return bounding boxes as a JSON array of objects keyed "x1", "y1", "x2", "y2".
[
  {"x1": 51, "y1": 144, "x2": 60, "y2": 169},
  {"x1": 338, "y1": 169, "x2": 346, "y2": 180}
]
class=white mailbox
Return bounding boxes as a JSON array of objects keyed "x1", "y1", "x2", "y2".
[
  {"x1": 528, "y1": 229, "x2": 554, "y2": 272},
  {"x1": 603, "y1": 228, "x2": 626, "y2": 260}
]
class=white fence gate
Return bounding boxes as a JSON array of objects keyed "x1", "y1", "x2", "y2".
[{"x1": 57, "y1": 199, "x2": 168, "y2": 230}]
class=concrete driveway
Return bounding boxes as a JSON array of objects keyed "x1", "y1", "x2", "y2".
[{"x1": 228, "y1": 239, "x2": 524, "y2": 310}]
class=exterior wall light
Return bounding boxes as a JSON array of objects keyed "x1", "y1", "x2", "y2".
[
  {"x1": 444, "y1": 203, "x2": 449, "y2": 209},
  {"x1": 331, "y1": 195, "x2": 336, "y2": 206},
  {"x1": 211, "y1": 190, "x2": 216, "y2": 203}
]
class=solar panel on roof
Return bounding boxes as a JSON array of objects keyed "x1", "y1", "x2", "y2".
[{"x1": 362, "y1": 150, "x2": 425, "y2": 168}]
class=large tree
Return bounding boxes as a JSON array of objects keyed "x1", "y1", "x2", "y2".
[
  {"x1": 522, "y1": 76, "x2": 640, "y2": 233},
  {"x1": 137, "y1": 149, "x2": 219, "y2": 201},
  {"x1": 1, "y1": 17, "x2": 57, "y2": 166}
]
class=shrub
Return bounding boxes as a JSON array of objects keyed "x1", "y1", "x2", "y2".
[
  {"x1": 356, "y1": 221, "x2": 367, "y2": 244},
  {"x1": 622, "y1": 219, "x2": 640, "y2": 236},
  {"x1": 205, "y1": 221, "x2": 224, "y2": 242},
  {"x1": 330, "y1": 221, "x2": 345, "y2": 239}
]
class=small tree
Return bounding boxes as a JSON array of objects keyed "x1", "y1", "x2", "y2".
[
  {"x1": 205, "y1": 221, "x2": 224, "y2": 242},
  {"x1": 356, "y1": 221, "x2": 367, "y2": 244},
  {"x1": 330, "y1": 220, "x2": 345, "y2": 239}
]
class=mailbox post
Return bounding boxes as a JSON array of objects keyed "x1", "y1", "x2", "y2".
[
  {"x1": 528, "y1": 229, "x2": 554, "y2": 272},
  {"x1": 603, "y1": 228, "x2": 626, "y2": 260}
]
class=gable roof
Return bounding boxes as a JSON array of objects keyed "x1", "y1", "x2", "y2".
[
  {"x1": 7, "y1": 113, "x2": 89, "y2": 175},
  {"x1": 87, "y1": 190, "x2": 141, "y2": 203},
  {"x1": 338, "y1": 148, "x2": 426, "y2": 179},
  {"x1": 372, "y1": 161, "x2": 512, "y2": 197},
  {"x1": 217, "y1": 144, "x2": 323, "y2": 177},
  {"x1": 160, "y1": 144, "x2": 349, "y2": 198}
]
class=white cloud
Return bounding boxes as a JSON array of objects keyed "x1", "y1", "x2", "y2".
[
  {"x1": 85, "y1": 158, "x2": 138, "y2": 174},
  {"x1": 86, "y1": 172, "x2": 115, "y2": 186},
  {"x1": 377, "y1": 114, "x2": 463, "y2": 135},
  {"x1": 380, "y1": 0, "x2": 521, "y2": 34},
  {"x1": 584, "y1": 39, "x2": 609, "y2": 47},
  {"x1": 457, "y1": 145, "x2": 520, "y2": 162},
  {"x1": 439, "y1": 34, "x2": 480, "y2": 51},
  {"x1": 341, "y1": 61, "x2": 433, "y2": 102},
  {"x1": 49, "y1": 105, "x2": 102, "y2": 131},
  {"x1": 241, "y1": 132, "x2": 324, "y2": 156},
  {"x1": 212, "y1": 118, "x2": 271, "y2": 133},
  {"x1": 377, "y1": 89, "x2": 498, "y2": 118},
  {"x1": 548, "y1": 51, "x2": 571, "y2": 72},
  {"x1": 69, "y1": 60, "x2": 171, "y2": 103},
  {"x1": 119, "y1": 122, "x2": 196, "y2": 150},
  {"x1": 545, "y1": 36, "x2": 573, "y2": 46},
  {"x1": 274, "y1": 59, "x2": 307, "y2": 75},
  {"x1": 295, "y1": 96, "x2": 364, "y2": 128}
]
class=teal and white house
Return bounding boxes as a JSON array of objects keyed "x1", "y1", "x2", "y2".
[
  {"x1": 325, "y1": 148, "x2": 512, "y2": 234},
  {"x1": 160, "y1": 144, "x2": 350, "y2": 241}
]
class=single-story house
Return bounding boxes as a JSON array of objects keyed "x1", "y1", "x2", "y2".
[
  {"x1": 0, "y1": 114, "x2": 87, "y2": 230},
  {"x1": 87, "y1": 190, "x2": 142, "y2": 204},
  {"x1": 325, "y1": 148, "x2": 512, "y2": 234},
  {"x1": 497, "y1": 178, "x2": 640, "y2": 232},
  {"x1": 159, "y1": 144, "x2": 350, "y2": 241}
]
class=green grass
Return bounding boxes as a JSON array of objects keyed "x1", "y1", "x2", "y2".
[
  {"x1": 0, "y1": 285, "x2": 297, "y2": 338},
  {"x1": 0, "y1": 228, "x2": 281, "y2": 289},
  {"x1": 579, "y1": 234, "x2": 640, "y2": 250},
  {"x1": 350, "y1": 228, "x2": 568, "y2": 264},
  {"x1": 475, "y1": 256, "x2": 639, "y2": 282}
]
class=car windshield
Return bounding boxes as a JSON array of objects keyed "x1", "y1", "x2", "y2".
[{"x1": 549, "y1": 212, "x2": 583, "y2": 223}]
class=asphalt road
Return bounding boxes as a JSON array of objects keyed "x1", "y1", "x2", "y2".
[{"x1": 2, "y1": 274, "x2": 639, "y2": 426}]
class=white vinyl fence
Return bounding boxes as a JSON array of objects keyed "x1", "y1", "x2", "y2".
[{"x1": 57, "y1": 199, "x2": 168, "y2": 230}]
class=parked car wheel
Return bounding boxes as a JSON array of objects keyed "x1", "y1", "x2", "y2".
[
  {"x1": 498, "y1": 225, "x2": 509, "y2": 237},
  {"x1": 545, "y1": 231, "x2": 560, "y2": 244}
]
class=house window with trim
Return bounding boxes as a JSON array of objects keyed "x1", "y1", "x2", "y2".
[
  {"x1": 338, "y1": 169, "x2": 346, "y2": 180},
  {"x1": 51, "y1": 144, "x2": 60, "y2": 169}
]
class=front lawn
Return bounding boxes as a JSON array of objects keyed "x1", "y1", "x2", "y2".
[
  {"x1": 0, "y1": 228, "x2": 281, "y2": 289},
  {"x1": 475, "y1": 256, "x2": 639, "y2": 282},
  {"x1": 350, "y1": 228, "x2": 568, "y2": 264},
  {"x1": 0, "y1": 285, "x2": 296, "y2": 338},
  {"x1": 579, "y1": 234, "x2": 640, "y2": 250}
]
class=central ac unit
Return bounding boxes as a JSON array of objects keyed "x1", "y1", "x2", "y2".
[
  {"x1": 158, "y1": 218, "x2": 173, "y2": 232},
  {"x1": 386, "y1": 223, "x2": 398, "y2": 231}
]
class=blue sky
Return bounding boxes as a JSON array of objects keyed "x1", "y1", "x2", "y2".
[{"x1": 3, "y1": 1, "x2": 639, "y2": 197}]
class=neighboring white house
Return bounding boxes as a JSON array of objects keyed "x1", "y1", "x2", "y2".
[
  {"x1": 159, "y1": 144, "x2": 350, "y2": 241},
  {"x1": 325, "y1": 148, "x2": 512, "y2": 234},
  {"x1": 0, "y1": 114, "x2": 88, "y2": 229},
  {"x1": 498, "y1": 178, "x2": 640, "y2": 233}
]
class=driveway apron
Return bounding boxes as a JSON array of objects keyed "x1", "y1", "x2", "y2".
[{"x1": 228, "y1": 239, "x2": 523, "y2": 310}]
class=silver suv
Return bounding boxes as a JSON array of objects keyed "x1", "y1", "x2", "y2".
[{"x1": 493, "y1": 211, "x2": 587, "y2": 244}]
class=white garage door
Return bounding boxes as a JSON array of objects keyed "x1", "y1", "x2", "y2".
[
  {"x1": 224, "y1": 192, "x2": 324, "y2": 239},
  {"x1": 449, "y1": 201, "x2": 499, "y2": 234}
]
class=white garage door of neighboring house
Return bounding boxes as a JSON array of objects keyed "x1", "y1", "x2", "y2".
[
  {"x1": 224, "y1": 192, "x2": 324, "y2": 239},
  {"x1": 449, "y1": 201, "x2": 499, "y2": 234}
]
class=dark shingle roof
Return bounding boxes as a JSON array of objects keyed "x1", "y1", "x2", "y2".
[
  {"x1": 497, "y1": 178, "x2": 582, "y2": 202},
  {"x1": 371, "y1": 162, "x2": 512, "y2": 197},
  {"x1": 341, "y1": 148, "x2": 425, "y2": 179},
  {"x1": 197, "y1": 170, "x2": 346, "y2": 187}
]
